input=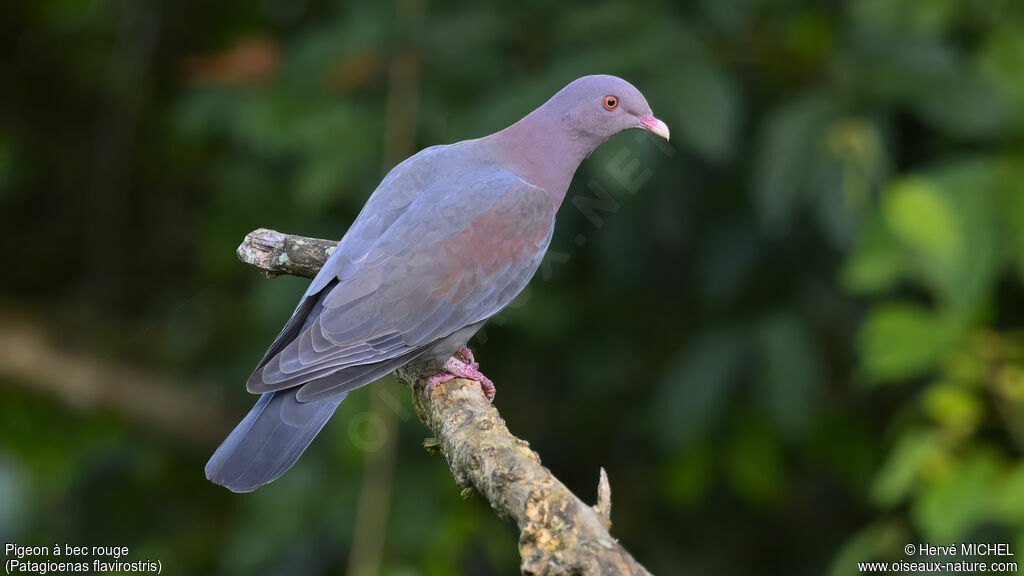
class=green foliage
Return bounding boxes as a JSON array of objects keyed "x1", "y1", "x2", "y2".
[{"x1": 858, "y1": 303, "x2": 961, "y2": 382}]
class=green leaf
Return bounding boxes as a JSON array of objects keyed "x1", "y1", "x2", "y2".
[
  {"x1": 912, "y1": 448, "x2": 1002, "y2": 542},
  {"x1": 846, "y1": 163, "x2": 1002, "y2": 310},
  {"x1": 753, "y1": 98, "x2": 881, "y2": 247},
  {"x1": 852, "y1": 35, "x2": 1010, "y2": 138},
  {"x1": 922, "y1": 383, "x2": 983, "y2": 436},
  {"x1": 843, "y1": 216, "x2": 906, "y2": 294},
  {"x1": 883, "y1": 177, "x2": 960, "y2": 261},
  {"x1": 655, "y1": 328, "x2": 748, "y2": 450},
  {"x1": 756, "y1": 314, "x2": 821, "y2": 440},
  {"x1": 991, "y1": 459, "x2": 1024, "y2": 522},
  {"x1": 726, "y1": 417, "x2": 787, "y2": 507},
  {"x1": 661, "y1": 60, "x2": 742, "y2": 164},
  {"x1": 752, "y1": 95, "x2": 837, "y2": 235},
  {"x1": 851, "y1": 0, "x2": 964, "y2": 38},
  {"x1": 817, "y1": 118, "x2": 887, "y2": 248},
  {"x1": 871, "y1": 429, "x2": 943, "y2": 507},
  {"x1": 995, "y1": 162, "x2": 1024, "y2": 281},
  {"x1": 924, "y1": 160, "x2": 1000, "y2": 308},
  {"x1": 827, "y1": 521, "x2": 908, "y2": 576},
  {"x1": 663, "y1": 440, "x2": 714, "y2": 508},
  {"x1": 995, "y1": 464, "x2": 1024, "y2": 524},
  {"x1": 978, "y1": 25, "x2": 1024, "y2": 132},
  {"x1": 859, "y1": 303, "x2": 962, "y2": 382}
]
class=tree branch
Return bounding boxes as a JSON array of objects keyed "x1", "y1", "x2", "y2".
[
  {"x1": 237, "y1": 228, "x2": 339, "y2": 279},
  {"x1": 237, "y1": 228, "x2": 653, "y2": 575},
  {"x1": 0, "y1": 314, "x2": 235, "y2": 447}
]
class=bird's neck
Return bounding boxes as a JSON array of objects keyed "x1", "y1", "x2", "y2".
[{"x1": 487, "y1": 106, "x2": 592, "y2": 207}]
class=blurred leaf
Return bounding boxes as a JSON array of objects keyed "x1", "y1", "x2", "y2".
[
  {"x1": 754, "y1": 98, "x2": 880, "y2": 247},
  {"x1": 851, "y1": 0, "x2": 964, "y2": 38},
  {"x1": 859, "y1": 303, "x2": 962, "y2": 382},
  {"x1": 922, "y1": 383, "x2": 982, "y2": 437},
  {"x1": 852, "y1": 162, "x2": 1000, "y2": 307},
  {"x1": 882, "y1": 177, "x2": 959, "y2": 262},
  {"x1": 924, "y1": 160, "x2": 1000, "y2": 307},
  {"x1": 807, "y1": 410, "x2": 878, "y2": 488},
  {"x1": 726, "y1": 416, "x2": 787, "y2": 507},
  {"x1": 995, "y1": 161, "x2": 1024, "y2": 281},
  {"x1": 0, "y1": 452, "x2": 30, "y2": 542},
  {"x1": 911, "y1": 72, "x2": 1010, "y2": 140},
  {"x1": 655, "y1": 328, "x2": 747, "y2": 450},
  {"x1": 979, "y1": 25, "x2": 1024, "y2": 130},
  {"x1": 843, "y1": 217, "x2": 905, "y2": 294},
  {"x1": 827, "y1": 520, "x2": 907, "y2": 576},
  {"x1": 755, "y1": 314, "x2": 821, "y2": 439},
  {"x1": 995, "y1": 464, "x2": 1024, "y2": 524},
  {"x1": 853, "y1": 35, "x2": 1010, "y2": 138},
  {"x1": 661, "y1": 60, "x2": 742, "y2": 164},
  {"x1": 292, "y1": 104, "x2": 380, "y2": 210},
  {"x1": 699, "y1": 221, "x2": 759, "y2": 305},
  {"x1": 817, "y1": 118, "x2": 887, "y2": 248},
  {"x1": 664, "y1": 439, "x2": 714, "y2": 508},
  {"x1": 784, "y1": 12, "x2": 835, "y2": 63},
  {"x1": 912, "y1": 448, "x2": 1001, "y2": 542},
  {"x1": 752, "y1": 94, "x2": 837, "y2": 235},
  {"x1": 871, "y1": 429, "x2": 943, "y2": 507}
]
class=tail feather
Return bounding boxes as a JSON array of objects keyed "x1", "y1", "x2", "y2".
[{"x1": 205, "y1": 388, "x2": 346, "y2": 493}]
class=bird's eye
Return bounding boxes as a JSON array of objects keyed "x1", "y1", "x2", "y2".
[{"x1": 603, "y1": 95, "x2": 618, "y2": 110}]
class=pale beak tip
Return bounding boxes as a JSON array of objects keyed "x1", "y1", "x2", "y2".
[{"x1": 638, "y1": 113, "x2": 670, "y2": 141}]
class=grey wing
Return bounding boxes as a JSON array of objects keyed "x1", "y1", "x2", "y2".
[
  {"x1": 249, "y1": 145, "x2": 452, "y2": 369},
  {"x1": 248, "y1": 170, "x2": 555, "y2": 402}
]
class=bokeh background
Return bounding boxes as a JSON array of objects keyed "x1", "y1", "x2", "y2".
[{"x1": 3, "y1": 0, "x2": 1024, "y2": 574}]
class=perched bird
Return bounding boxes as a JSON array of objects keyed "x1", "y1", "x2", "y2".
[{"x1": 206, "y1": 75, "x2": 670, "y2": 492}]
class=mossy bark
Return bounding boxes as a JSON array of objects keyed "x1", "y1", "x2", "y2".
[{"x1": 400, "y1": 375, "x2": 651, "y2": 575}]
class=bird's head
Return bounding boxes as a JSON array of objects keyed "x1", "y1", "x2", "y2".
[{"x1": 549, "y1": 75, "x2": 670, "y2": 145}]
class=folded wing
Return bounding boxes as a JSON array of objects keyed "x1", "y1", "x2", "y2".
[{"x1": 247, "y1": 168, "x2": 555, "y2": 402}]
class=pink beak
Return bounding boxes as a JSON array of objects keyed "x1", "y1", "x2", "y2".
[{"x1": 638, "y1": 113, "x2": 670, "y2": 141}]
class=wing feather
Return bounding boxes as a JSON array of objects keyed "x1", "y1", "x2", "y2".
[{"x1": 247, "y1": 151, "x2": 554, "y2": 401}]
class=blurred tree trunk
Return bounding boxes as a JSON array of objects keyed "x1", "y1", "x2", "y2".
[
  {"x1": 0, "y1": 314, "x2": 233, "y2": 447},
  {"x1": 347, "y1": 1, "x2": 427, "y2": 575}
]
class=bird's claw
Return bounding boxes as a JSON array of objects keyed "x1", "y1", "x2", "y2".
[
  {"x1": 456, "y1": 345, "x2": 475, "y2": 364},
  {"x1": 423, "y1": 349, "x2": 495, "y2": 401}
]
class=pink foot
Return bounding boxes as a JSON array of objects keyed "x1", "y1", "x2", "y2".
[{"x1": 424, "y1": 354, "x2": 496, "y2": 401}]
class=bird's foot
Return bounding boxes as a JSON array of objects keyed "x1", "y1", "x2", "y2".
[
  {"x1": 455, "y1": 345, "x2": 475, "y2": 365},
  {"x1": 423, "y1": 353, "x2": 496, "y2": 401}
]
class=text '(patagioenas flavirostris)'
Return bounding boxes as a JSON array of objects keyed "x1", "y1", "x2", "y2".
[{"x1": 206, "y1": 75, "x2": 670, "y2": 492}]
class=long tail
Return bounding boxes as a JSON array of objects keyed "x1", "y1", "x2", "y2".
[{"x1": 205, "y1": 388, "x2": 346, "y2": 493}]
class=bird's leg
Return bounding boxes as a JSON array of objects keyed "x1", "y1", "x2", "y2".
[{"x1": 424, "y1": 353, "x2": 496, "y2": 401}]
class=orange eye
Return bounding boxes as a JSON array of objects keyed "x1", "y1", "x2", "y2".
[{"x1": 603, "y1": 95, "x2": 618, "y2": 110}]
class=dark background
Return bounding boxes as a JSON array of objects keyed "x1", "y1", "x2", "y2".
[{"x1": 2, "y1": 1, "x2": 1024, "y2": 574}]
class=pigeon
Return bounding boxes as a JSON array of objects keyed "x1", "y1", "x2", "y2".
[{"x1": 206, "y1": 75, "x2": 670, "y2": 492}]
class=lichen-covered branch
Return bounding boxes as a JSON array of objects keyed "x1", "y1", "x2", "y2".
[
  {"x1": 237, "y1": 228, "x2": 339, "y2": 278},
  {"x1": 238, "y1": 228, "x2": 653, "y2": 576},
  {"x1": 399, "y1": 375, "x2": 650, "y2": 575}
]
